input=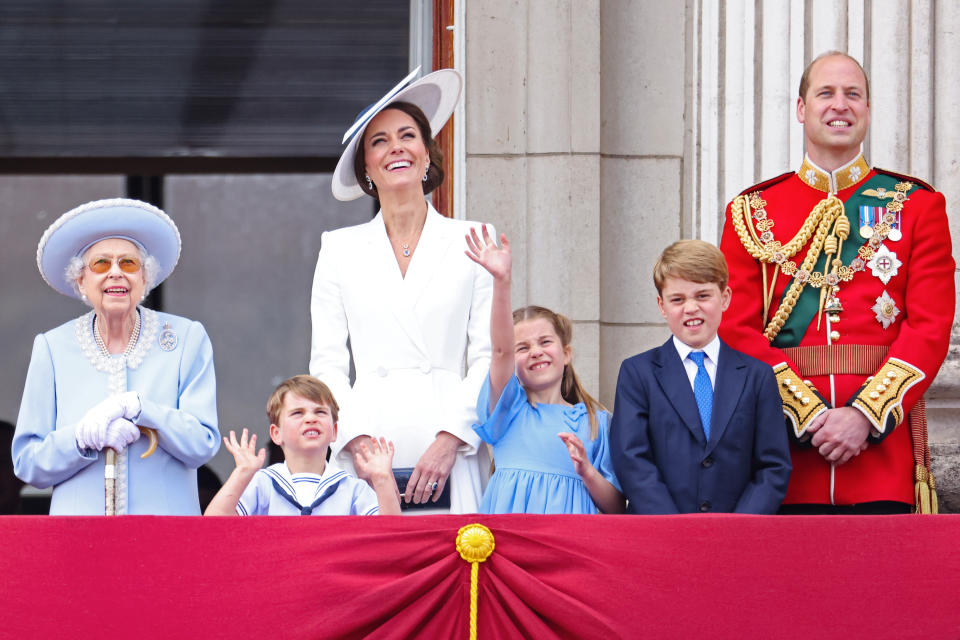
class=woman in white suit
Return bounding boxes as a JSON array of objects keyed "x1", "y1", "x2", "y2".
[{"x1": 311, "y1": 69, "x2": 492, "y2": 513}]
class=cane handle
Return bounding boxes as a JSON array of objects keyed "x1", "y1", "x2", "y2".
[{"x1": 139, "y1": 427, "x2": 158, "y2": 459}]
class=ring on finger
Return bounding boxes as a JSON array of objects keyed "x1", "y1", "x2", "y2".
[{"x1": 429, "y1": 481, "x2": 439, "y2": 492}]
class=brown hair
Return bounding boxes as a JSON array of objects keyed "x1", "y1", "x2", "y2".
[
  {"x1": 512, "y1": 305, "x2": 607, "y2": 439},
  {"x1": 653, "y1": 239, "x2": 729, "y2": 295},
  {"x1": 353, "y1": 101, "x2": 445, "y2": 199},
  {"x1": 266, "y1": 375, "x2": 339, "y2": 426},
  {"x1": 798, "y1": 51, "x2": 870, "y2": 102}
]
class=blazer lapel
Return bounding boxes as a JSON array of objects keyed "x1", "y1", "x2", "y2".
[
  {"x1": 705, "y1": 340, "x2": 747, "y2": 454},
  {"x1": 364, "y1": 212, "x2": 430, "y2": 358},
  {"x1": 651, "y1": 339, "x2": 706, "y2": 445}
]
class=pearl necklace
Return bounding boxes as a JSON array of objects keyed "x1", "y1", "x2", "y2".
[{"x1": 94, "y1": 312, "x2": 142, "y2": 357}]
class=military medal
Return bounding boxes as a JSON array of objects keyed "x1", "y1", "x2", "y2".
[
  {"x1": 158, "y1": 322, "x2": 178, "y2": 351},
  {"x1": 858, "y1": 205, "x2": 884, "y2": 239},
  {"x1": 862, "y1": 182, "x2": 912, "y2": 241},
  {"x1": 885, "y1": 210, "x2": 902, "y2": 241},
  {"x1": 872, "y1": 291, "x2": 900, "y2": 329},
  {"x1": 866, "y1": 245, "x2": 902, "y2": 285}
]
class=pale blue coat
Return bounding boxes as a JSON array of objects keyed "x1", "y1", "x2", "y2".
[{"x1": 13, "y1": 308, "x2": 220, "y2": 515}]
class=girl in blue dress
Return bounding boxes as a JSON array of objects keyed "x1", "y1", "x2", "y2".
[{"x1": 465, "y1": 228, "x2": 624, "y2": 514}]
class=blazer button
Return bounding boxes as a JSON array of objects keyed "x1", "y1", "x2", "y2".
[
  {"x1": 701, "y1": 457, "x2": 713, "y2": 468},
  {"x1": 419, "y1": 362, "x2": 432, "y2": 374},
  {"x1": 377, "y1": 366, "x2": 388, "y2": 377},
  {"x1": 699, "y1": 501, "x2": 711, "y2": 512}
]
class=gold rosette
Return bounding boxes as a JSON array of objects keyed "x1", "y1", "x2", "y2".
[{"x1": 456, "y1": 524, "x2": 495, "y2": 640}]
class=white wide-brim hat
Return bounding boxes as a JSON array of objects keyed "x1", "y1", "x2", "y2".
[
  {"x1": 331, "y1": 66, "x2": 463, "y2": 201},
  {"x1": 36, "y1": 198, "x2": 182, "y2": 299}
]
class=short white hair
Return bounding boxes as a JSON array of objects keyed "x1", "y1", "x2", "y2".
[{"x1": 65, "y1": 246, "x2": 160, "y2": 305}]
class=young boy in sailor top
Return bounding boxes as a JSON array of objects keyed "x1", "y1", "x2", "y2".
[{"x1": 204, "y1": 375, "x2": 401, "y2": 516}]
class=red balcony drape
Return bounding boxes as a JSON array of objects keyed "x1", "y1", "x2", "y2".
[{"x1": 1, "y1": 514, "x2": 958, "y2": 639}]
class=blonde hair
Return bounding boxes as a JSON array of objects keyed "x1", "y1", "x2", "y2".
[
  {"x1": 512, "y1": 306, "x2": 606, "y2": 439},
  {"x1": 266, "y1": 375, "x2": 339, "y2": 426},
  {"x1": 653, "y1": 239, "x2": 728, "y2": 295}
]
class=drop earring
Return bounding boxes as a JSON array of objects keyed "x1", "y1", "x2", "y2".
[{"x1": 365, "y1": 174, "x2": 375, "y2": 190}]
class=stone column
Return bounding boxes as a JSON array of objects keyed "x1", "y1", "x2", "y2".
[
  {"x1": 598, "y1": 0, "x2": 687, "y2": 407},
  {"x1": 464, "y1": 0, "x2": 603, "y2": 393}
]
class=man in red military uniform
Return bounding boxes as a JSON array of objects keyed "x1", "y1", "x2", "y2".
[{"x1": 719, "y1": 51, "x2": 955, "y2": 514}]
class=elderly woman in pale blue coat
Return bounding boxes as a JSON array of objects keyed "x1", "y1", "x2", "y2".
[{"x1": 13, "y1": 199, "x2": 220, "y2": 515}]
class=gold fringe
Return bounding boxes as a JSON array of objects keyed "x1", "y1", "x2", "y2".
[
  {"x1": 913, "y1": 464, "x2": 939, "y2": 515},
  {"x1": 931, "y1": 474, "x2": 939, "y2": 514}
]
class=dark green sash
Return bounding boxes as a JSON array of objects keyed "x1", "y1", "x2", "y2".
[{"x1": 771, "y1": 174, "x2": 917, "y2": 348}]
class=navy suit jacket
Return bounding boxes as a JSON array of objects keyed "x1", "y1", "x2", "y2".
[{"x1": 610, "y1": 338, "x2": 791, "y2": 514}]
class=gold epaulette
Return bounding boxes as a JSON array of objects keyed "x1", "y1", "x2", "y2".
[
  {"x1": 850, "y1": 358, "x2": 925, "y2": 434},
  {"x1": 772, "y1": 362, "x2": 827, "y2": 439}
]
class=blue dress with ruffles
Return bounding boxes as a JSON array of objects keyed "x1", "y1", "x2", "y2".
[{"x1": 473, "y1": 374, "x2": 621, "y2": 514}]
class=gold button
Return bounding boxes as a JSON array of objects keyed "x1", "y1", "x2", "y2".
[
  {"x1": 789, "y1": 385, "x2": 797, "y2": 392},
  {"x1": 869, "y1": 391, "x2": 880, "y2": 400},
  {"x1": 887, "y1": 371, "x2": 897, "y2": 379},
  {"x1": 830, "y1": 330, "x2": 840, "y2": 341},
  {"x1": 801, "y1": 397, "x2": 810, "y2": 405},
  {"x1": 782, "y1": 378, "x2": 792, "y2": 387},
  {"x1": 877, "y1": 384, "x2": 888, "y2": 393},
  {"x1": 794, "y1": 392, "x2": 803, "y2": 400}
]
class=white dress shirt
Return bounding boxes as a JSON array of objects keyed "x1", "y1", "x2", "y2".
[{"x1": 672, "y1": 334, "x2": 720, "y2": 391}]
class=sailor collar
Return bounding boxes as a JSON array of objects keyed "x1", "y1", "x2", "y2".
[{"x1": 797, "y1": 153, "x2": 870, "y2": 194}]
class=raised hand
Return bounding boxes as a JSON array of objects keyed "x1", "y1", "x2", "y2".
[
  {"x1": 465, "y1": 225, "x2": 511, "y2": 281},
  {"x1": 353, "y1": 437, "x2": 396, "y2": 483},
  {"x1": 223, "y1": 428, "x2": 266, "y2": 474},
  {"x1": 558, "y1": 432, "x2": 594, "y2": 478}
]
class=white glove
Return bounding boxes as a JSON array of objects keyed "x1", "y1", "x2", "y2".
[
  {"x1": 115, "y1": 391, "x2": 142, "y2": 420},
  {"x1": 75, "y1": 397, "x2": 125, "y2": 451},
  {"x1": 104, "y1": 418, "x2": 141, "y2": 452}
]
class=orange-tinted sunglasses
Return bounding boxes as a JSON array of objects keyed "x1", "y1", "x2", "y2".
[{"x1": 87, "y1": 256, "x2": 142, "y2": 274}]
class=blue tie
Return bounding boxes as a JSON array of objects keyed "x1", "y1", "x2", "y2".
[{"x1": 689, "y1": 351, "x2": 712, "y2": 440}]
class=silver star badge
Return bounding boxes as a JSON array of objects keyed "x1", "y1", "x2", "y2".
[
  {"x1": 866, "y1": 245, "x2": 901, "y2": 285},
  {"x1": 872, "y1": 291, "x2": 900, "y2": 329}
]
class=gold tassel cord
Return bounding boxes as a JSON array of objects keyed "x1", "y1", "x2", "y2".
[
  {"x1": 762, "y1": 197, "x2": 845, "y2": 341},
  {"x1": 915, "y1": 465, "x2": 932, "y2": 514},
  {"x1": 456, "y1": 524, "x2": 495, "y2": 640},
  {"x1": 730, "y1": 194, "x2": 846, "y2": 341},
  {"x1": 909, "y1": 398, "x2": 938, "y2": 514}
]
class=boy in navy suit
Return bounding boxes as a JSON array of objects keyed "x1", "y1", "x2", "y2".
[{"x1": 610, "y1": 240, "x2": 791, "y2": 513}]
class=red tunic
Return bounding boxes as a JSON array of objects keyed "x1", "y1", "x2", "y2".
[{"x1": 719, "y1": 156, "x2": 954, "y2": 506}]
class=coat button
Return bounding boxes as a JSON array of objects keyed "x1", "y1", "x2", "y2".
[
  {"x1": 377, "y1": 366, "x2": 388, "y2": 377},
  {"x1": 419, "y1": 362, "x2": 432, "y2": 374},
  {"x1": 699, "y1": 501, "x2": 711, "y2": 512},
  {"x1": 701, "y1": 457, "x2": 713, "y2": 468}
]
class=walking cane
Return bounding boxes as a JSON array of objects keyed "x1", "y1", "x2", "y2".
[{"x1": 105, "y1": 427, "x2": 159, "y2": 515}]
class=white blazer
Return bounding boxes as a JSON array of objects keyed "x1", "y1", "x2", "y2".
[{"x1": 310, "y1": 202, "x2": 492, "y2": 513}]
